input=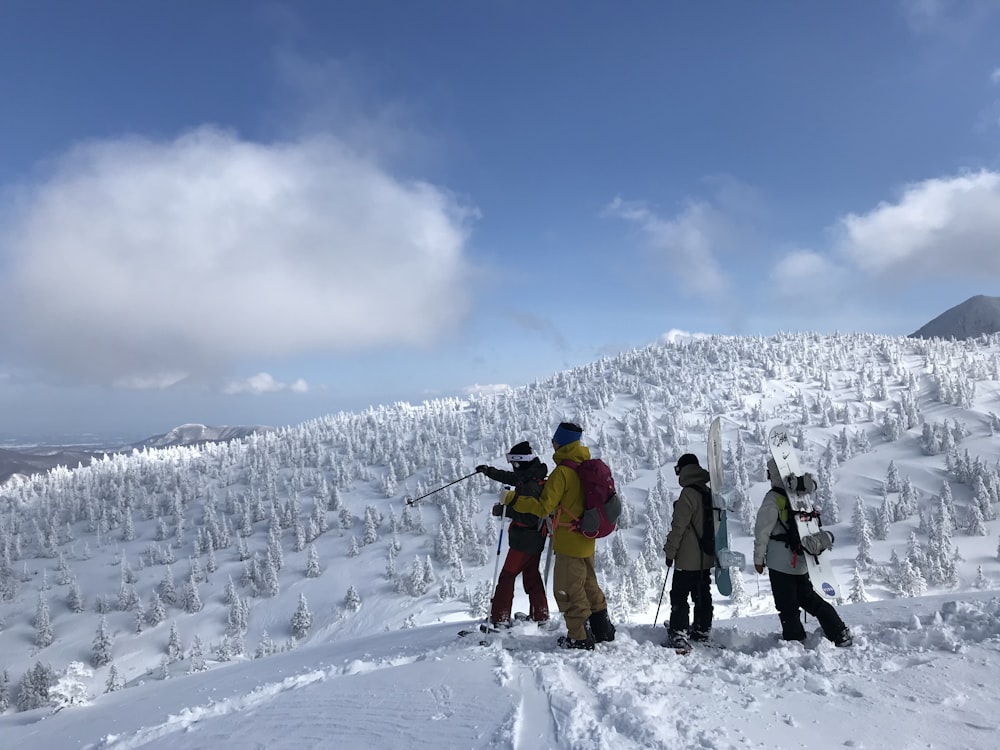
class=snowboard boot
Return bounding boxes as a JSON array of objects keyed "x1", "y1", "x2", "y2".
[
  {"x1": 690, "y1": 627, "x2": 711, "y2": 642},
  {"x1": 588, "y1": 609, "x2": 616, "y2": 643},
  {"x1": 664, "y1": 629, "x2": 692, "y2": 651},
  {"x1": 480, "y1": 619, "x2": 512, "y2": 634},
  {"x1": 833, "y1": 627, "x2": 854, "y2": 648},
  {"x1": 557, "y1": 633, "x2": 596, "y2": 651}
]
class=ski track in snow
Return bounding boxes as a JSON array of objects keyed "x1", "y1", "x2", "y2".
[{"x1": 64, "y1": 597, "x2": 1000, "y2": 749}]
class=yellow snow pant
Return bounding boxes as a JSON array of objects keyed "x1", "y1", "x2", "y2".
[{"x1": 552, "y1": 554, "x2": 608, "y2": 640}]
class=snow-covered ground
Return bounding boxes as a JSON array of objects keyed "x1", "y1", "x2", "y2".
[
  {"x1": 2, "y1": 332, "x2": 1000, "y2": 748},
  {"x1": 3, "y1": 591, "x2": 999, "y2": 749}
]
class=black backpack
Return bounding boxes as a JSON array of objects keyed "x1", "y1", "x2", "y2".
[
  {"x1": 771, "y1": 489, "x2": 833, "y2": 559},
  {"x1": 692, "y1": 486, "x2": 716, "y2": 558},
  {"x1": 770, "y1": 490, "x2": 803, "y2": 555}
]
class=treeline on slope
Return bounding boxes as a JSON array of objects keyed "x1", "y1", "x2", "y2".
[{"x1": 1, "y1": 332, "x2": 1000, "y2": 712}]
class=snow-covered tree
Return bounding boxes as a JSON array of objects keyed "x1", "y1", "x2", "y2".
[
  {"x1": 255, "y1": 629, "x2": 276, "y2": 659},
  {"x1": 728, "y1": 568, "x2": 751, "y2": 615},
  {"x1": 49, "y1": 662, "x2": 93, "y2": 711},
  {"x1": 885, "y1": 460, "x2": 901, "y2": 493},
  {"x1": 92, "y1": 616, "x2": 113, "y2": 667},
  {"x1": 873, "y1": 491, "x2": 892, "y2": 541},
  {"x1": 105, "y1": 664, "x2": 124, "y2": 693},
  {"x1": 166, "y1": 621, "x2": 183, "y2": 663},
  {"x1": 305, "y1": 543, "x2": 322, "y2": 578},
  {"x1": 17, "y1": 662, "x2": 55, "y2": 712},
  {"x1": 188, "y1": 635, "x2": 208, "y2": 673},
  {"x1": 345, "y1": 585, "x2": 362, "y2": 611},
  {"x1": 290, "y1": 593, "x2": 312, "y2": 639},
  {"x1": 847, "y1": 565, "x2": 868, "y2": 604},
  {"x1": 66, "y1": 577, "x2": 84, "y2": 613},
  {"x1": 965, "y1": 502, "x2": 988, "y2": 536},
  {"x1": 0, "y1": 669, "x2": 10, "y2": 712},
  {"x1": 897, "y1": 559, "x2": 927, "y2": 598},
  {"x1": 852, "y1": 497, "x2": 875, "y2": 569},
  {"x1": 34, "y1": 593, "x2": 54, "y2": 648},
  {"x1": 159, "y1": 565, "x2": 177, "y2": 606}
]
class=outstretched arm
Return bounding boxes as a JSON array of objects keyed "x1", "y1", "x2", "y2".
[{"x1": 477, "y1": 465, "x2": 518, "y2": 485}]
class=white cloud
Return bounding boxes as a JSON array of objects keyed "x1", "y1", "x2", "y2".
[
  {"x1": 992, "y1": 68, "x2": 1000, "y2": 85},
  {"x1": 0, "y1": 127, "x2": 475, "y2": 386},
  {"x1": 770, "y1": 250, "x2": 847, "y2": 300},
  {"x1": 222, "y1": 373, "x2": 310, "y2": 395},
  {"x1": 605, "y1": 196, "x2": 730, "y2": 296},
  {"x1": 836, "y1": 170, "x2": 1000, "y2": 277}
]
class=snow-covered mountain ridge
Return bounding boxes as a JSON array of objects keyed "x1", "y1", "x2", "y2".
[
  {"x1": 0, "y1": 425, "x2": 272, "y2": 485},
  {"x1": 911, "y1": 294, "x2": 1000, "y2": 339},
  {"x1": 1, "y1": 331, "x2": 1000, "y2": 741}
]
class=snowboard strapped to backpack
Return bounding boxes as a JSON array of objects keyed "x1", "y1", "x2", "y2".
[
  {"x1": 771, "y1": 489, "x2": 834, "y2": 563},
  {"x1": 559, "y1": 458, "x2": 622, "y2": 538}
]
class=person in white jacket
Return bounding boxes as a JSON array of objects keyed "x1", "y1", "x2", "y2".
[{"x1": 754, "y1": 457, "x2": 852, "y2": 646}]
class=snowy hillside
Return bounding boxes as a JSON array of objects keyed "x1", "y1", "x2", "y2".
[
  {"x1": 2, "y1": 331, "x2": 1000, "y2": 748},
  {"x1": 3, "y1": 592, "x2": 1000, "y2": 750}
]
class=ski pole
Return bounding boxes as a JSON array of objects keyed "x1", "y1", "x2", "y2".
[
  {"x1": 490, "y1": 504, "x2": 506, "y2": 597},
  {"x1": 542, "y1": 517, "x2": 555, "y2": 587},
  {"x1": 653, "y1": 567, "x2": 671, "y2": 627},
  {"x1": 404, "y1": 471, "x2": 479, "y2": 505}
]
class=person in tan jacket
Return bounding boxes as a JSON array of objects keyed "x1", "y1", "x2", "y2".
[
  {"x1": 510, "y1": 422, "x2": 615, "y2": 650},
  {"x1": 662, "y1": 453, "x2": 715, "y2": 650}
]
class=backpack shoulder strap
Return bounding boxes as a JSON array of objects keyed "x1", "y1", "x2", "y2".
[{"x1": 691, "y1": 485, "x2": 713, "y2": 534}]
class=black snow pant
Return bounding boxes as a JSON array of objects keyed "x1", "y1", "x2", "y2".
[
  {"x1": 769, "y1": 568, "x2": 846, "y2": 642},
  {"x1": 668, "y1": 568, "x2": 713, "y2": 634}
]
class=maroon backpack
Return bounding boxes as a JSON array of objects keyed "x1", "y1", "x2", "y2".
[{"x1": 560, "y1": 458, "x2": 622, "y2": 538}]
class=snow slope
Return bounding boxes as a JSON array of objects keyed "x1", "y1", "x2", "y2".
[
  {"x1": 3, "y1": 592, "x2": 999, "y2": 749},
  {"x1": 2, "y1": 332, "x2": 1000, "y2": 748}
]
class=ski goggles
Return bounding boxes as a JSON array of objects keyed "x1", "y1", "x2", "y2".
[{"x1": 507, "y1": 453, "x2": 537, "y2": 464}]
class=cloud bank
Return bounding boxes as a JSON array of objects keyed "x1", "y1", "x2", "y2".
[
  {"x1": 604, "y1": 196, "x2": 731, "y2": 296},
  {"x1": 835, "y1": 170, "x2": 1000, "y2": 277},
  {"x1": 223, "y1": 373, "x2": 310, "y2": 395},
  {"x1": 0, "y1": 127, "x2": 474, "y2": 387}
]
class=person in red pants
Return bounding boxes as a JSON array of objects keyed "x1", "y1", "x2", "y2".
[{"x1": 476, "y1": 441, "x2": 550, "y2": 628}]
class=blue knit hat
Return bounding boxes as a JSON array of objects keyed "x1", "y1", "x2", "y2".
[{"x1": 552, "y1": 422, "x2": 583, "y2": 447}]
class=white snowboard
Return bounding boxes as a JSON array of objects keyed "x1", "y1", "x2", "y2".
[{"x1": 707, "y1": 417, "x2": 735, "y2": 595}]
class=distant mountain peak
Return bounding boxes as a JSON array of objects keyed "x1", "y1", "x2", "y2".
[
  {"x1": 136, "y1": 424, "x2": 273, "y2": 449},
  {"x1": 910, "y1": 295, "x2": 1000, "y2": 339}
]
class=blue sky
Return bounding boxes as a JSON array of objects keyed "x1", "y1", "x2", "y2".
[{"x1": 1, "y1": 0, "x2": 999, "y2": 441}]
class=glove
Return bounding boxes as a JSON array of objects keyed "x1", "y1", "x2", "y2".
[
  {"x1": 664, "y1": 556, "x2": 673, "y2": 569},
  {"x1": 491, "y1": 503, "x2": 504, "y2": 517},
  {"x1": 801, "y1": 530, "x2": 834, "y2": 556},
  {"x1": 754, "y1": 563, "x2": 765, "y2": 574},
  {"x1": 476, "y1": 465, "x2": 489, "y2": 474}
]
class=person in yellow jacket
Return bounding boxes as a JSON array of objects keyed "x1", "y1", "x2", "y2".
[{"x1": 510, "y1": 422, "x2": 615, "y2": 650}]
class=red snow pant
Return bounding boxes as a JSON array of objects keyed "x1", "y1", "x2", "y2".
[{"x1": 490, "y1": 547, "x2": 549, "y2": 625}]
